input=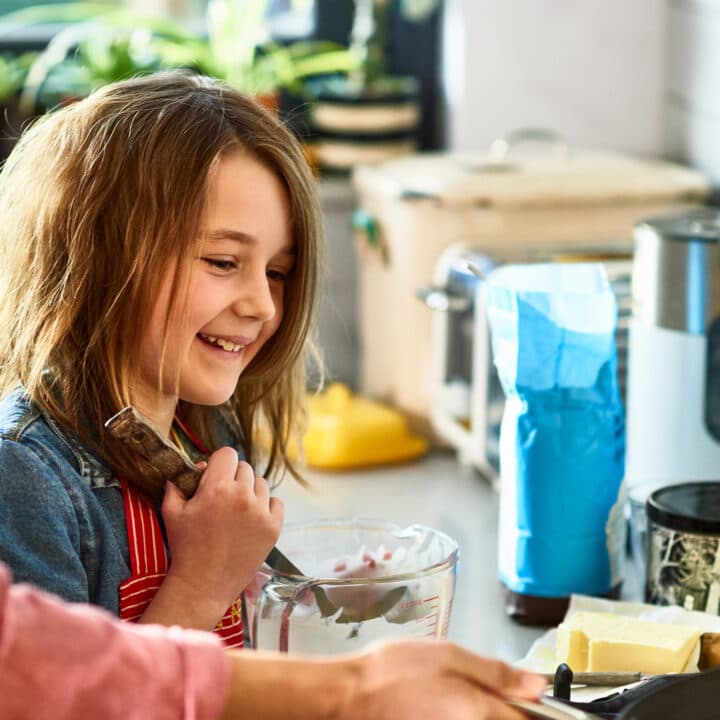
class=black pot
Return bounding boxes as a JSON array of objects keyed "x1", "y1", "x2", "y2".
[
  {"x1": 620, "y1": 668, "x2": 720, "y2": 719},
  {"x1": 552, "y1": 667, "x2": 720, "y2": 719}
]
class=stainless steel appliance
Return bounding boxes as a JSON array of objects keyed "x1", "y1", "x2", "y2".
[{"x1": 625, "y1": 208, "x2": 720, "y2": 570}]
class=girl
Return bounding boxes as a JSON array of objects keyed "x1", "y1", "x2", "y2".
[{"x1": 0, "y1": 70, "x2": 322, "y2": 646}]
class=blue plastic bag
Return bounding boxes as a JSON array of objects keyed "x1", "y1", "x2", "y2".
[{"x1": 486, "y1": 263, "x2": 626, "y2": 598}]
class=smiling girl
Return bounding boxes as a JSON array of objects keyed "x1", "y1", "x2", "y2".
[{"x1": 0, "y1": 71, "x2": 322, "y2": 646}]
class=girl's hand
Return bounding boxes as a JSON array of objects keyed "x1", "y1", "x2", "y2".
[{"x1": 142, "y1": 446, "x2": 283, "y2": 630}]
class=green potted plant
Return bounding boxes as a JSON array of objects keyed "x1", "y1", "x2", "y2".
[
  {"x1": 204, "y1": 0, "x2": 357, "y2": 111},
  {"x1": 0, "y1": 4, "x2": 206, "y2": 115},
  {"x1": 0, "y1": 2, "x2": 356, "y2": 118},
  {"x1": 0, "y1": 51, "x2": 37, "y2": 162},
  {"x1": 302, "y1": 0, "x2": 441, "y2": 174}
]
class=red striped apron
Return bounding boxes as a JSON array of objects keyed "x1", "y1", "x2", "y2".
[{"x1": 118, "y1": 418, "x2": 244, "y2": 648}]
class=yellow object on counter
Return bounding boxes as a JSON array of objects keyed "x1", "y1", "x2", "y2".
[
  {"x1": 303, "y1": 383, "x2": 428, "y2": 470},
  {"x1": 555, "y1": 611, "x2": 702, "y2": 674}
]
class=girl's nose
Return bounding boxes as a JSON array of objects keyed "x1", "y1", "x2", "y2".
[{"x1": 233, "y1": 271, "x2": 276, "y2": 322}]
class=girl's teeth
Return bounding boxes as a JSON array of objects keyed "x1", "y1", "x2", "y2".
[
  {"x1": 216, "y1": 339, "x2": 243, "y2": 352},
  {"x1": 200, "y1": 334, "x2": 244, "y2": 352}
]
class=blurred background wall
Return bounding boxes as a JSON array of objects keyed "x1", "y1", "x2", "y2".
[
  {"x1": 1, "y1": 0, "x2": 717, "y2": 179},
  {"x1": 446, "y1": 0, "x2": 719, "y2": 184}
]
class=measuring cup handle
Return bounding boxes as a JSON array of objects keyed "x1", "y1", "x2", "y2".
[{"x1": 254, "y1": 579, "x2": 324, "y2": 653}]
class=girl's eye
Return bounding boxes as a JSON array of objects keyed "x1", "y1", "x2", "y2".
[
  {"x1": 202, "y1": 257, "x2": 236, "y2": 272},
  {"x1": 267, "y1": 268, "x2": 290, "y2": 283}
]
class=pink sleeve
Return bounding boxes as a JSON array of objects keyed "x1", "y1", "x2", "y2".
[{"x1": 0, "y1": 563, "x2": 231, "y2": 720}]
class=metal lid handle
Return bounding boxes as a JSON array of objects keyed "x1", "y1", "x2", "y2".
[{"x1": 488, "y1": 127, "x2": 570, "y2": 163}]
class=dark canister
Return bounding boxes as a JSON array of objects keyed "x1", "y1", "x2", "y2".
[{"x1": 646, "y1": 482, "x2": 720, "y2": 613}]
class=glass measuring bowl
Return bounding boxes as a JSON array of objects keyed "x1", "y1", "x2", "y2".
[{"x1": 244, "y1": 519, "x2": 459, "y2": 654}]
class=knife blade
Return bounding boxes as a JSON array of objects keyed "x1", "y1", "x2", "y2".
[{"x1": 509, "y1": 696, "x2": 603, "y2": 720}]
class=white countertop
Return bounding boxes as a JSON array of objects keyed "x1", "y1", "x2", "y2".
[
  {"x1": 276, "y1": 449, "x2": 644, "y2": 664},
  {"x1": 276, "y1": 450, "x2": 546, "y2": 663}
]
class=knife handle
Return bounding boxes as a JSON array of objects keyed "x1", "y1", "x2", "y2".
[
  {"x1": 105, "y1": 406, "x2": 201, "y2": 498},
  {"x1": 542, "y1": 671, "x2": 643, "y2": 687}
]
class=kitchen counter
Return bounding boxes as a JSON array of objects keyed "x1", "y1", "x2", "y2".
[{"x1": 276, "y1": 449, "x2": 644, "y2": 664}]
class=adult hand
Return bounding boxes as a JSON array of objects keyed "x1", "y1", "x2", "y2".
[
  {"x1": 339, "y1": 638, "x2": 547, "y2": 720},
  {"x1": 145, "y1": 447, "x2": 283, "y2": 629},
  {"x1": 222, "y1": 638, "x2": 547, "y2": 720}
]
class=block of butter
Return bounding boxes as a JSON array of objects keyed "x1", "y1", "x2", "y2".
[{"x1": 556, "y1": 611, "x2": 702, "y2": 674}]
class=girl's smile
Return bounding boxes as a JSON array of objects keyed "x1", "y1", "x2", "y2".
[
  {"x1": 196, "y1": 333, "x2": 253, "y2": 355},
  {"x1": 132, "y1": 148, "x2": 294, "y2": 434}
]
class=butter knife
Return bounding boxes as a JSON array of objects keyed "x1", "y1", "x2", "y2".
[{"x1": 540, "y1": 671, "x2": 644, "y2": 687}]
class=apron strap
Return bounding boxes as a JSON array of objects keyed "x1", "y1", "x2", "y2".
[
  {"x1": 173, "y1": 414, "x2": 210, "y2": 455},
  {"x1": 120, "y1": 476, "x2": 169, "y2": 577}
]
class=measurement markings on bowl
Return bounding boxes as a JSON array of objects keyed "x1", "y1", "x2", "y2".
[{"x1": 419, "y1": 594, "x2": 440, "y2": 636}]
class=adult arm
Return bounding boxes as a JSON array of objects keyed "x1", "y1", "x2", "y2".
[
  {"x1": 0, "y1": 560, "x2": 545, "y2": 720},
  {"x1": 0, "y1": 563, "x2": 230, "y2": 720},
  {"x1": 221, "y1": 639, "x2": 546, "y2": 720}
]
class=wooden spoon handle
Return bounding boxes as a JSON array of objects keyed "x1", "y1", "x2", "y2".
[{"x1": 105, "y1": 406, "x2": 201, "y2": 498}]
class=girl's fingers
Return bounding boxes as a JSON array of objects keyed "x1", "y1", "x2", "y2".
[
  {"x1": 268, "y1": 496, "x2": 285, "y2": 525},
  {"x1": 254, "y1": 475, "x2": 270, "y2": 503},
  {"x1": 199, "y1": 446, "x2": 239, "y2": 489},
  {"x1": 234, "y1": 460, "x2": 255, "y2": 484},
  {"x1": 200, "y1": 451, "x2": 275, "y2": 510},
  {"x1": 162, "y1": 479, "x2": 187, "y2": 516}
]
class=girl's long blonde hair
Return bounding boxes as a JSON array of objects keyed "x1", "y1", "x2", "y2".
[{"x1": 0, "y1": 71, "x2": 323, "y2": 498}]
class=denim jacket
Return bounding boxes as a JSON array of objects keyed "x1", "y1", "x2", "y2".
[{"x1": 0, "y1": 387, "x2": 242, "y2": 615}]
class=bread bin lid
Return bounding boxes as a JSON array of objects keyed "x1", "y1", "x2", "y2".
[
  {"x1": 352, "y1": 148, "x2": 710, "y2": 210},
  {"x1": 647, "y1": 482, "x2": 720, "y2": 534}
]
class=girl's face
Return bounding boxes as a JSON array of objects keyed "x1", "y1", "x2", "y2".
[{"x1": 133, "y1": 149, "x2": 294, "y2": 427}]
